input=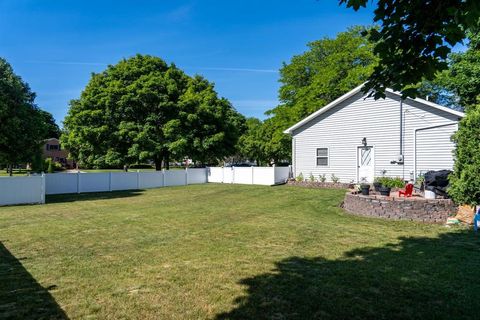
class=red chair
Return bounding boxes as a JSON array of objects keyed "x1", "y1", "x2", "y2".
[{"x1": 399, "y1": 183, "x2": 414, "y2": 197}]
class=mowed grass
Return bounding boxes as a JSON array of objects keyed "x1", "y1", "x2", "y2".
[{"x1": 1, "y1": 184, "x2": 479, "y2": 319}]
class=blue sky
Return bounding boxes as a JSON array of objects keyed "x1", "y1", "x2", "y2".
[{"x1": 0, "y1": 0, "x2": 374, "y2": 126}]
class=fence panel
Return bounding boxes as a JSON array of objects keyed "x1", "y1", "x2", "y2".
[
  {"x1": 233, "y1": 167, "x2": 253, "y2": 184},
  {"x1": 187, "y1": 168, "x2": 207, "y2": 184},
  {"x1": 253, "y1": 167, "x2": 275, "y2": 185},
  {"x1": 0, "y1": 176, "x2": 45, "y2": 205},
  {"x1": 207, "y1": 167, "x2": 224, "y2": 183},
  {"x1": 111, "y1": 172, "x2": 138, "y2": 191},
  {"x1": 79, "y1": 173, "x2": 110, "y2": 193},
  {"x1": 274, "y1": 166, "x2": 291, "y2": 184},
  {"x1": 164, "y1": 170, "x2": 186, "y2": 186},
  {"x1": 46, "y1": 173, "x2": 78, "y2": 194},
  {"x1": 138, "y1": 171, "x2": 164, "y2": 189},
  {"x1": 223, "y1": 167, "x2": 234, "y2": 183}
]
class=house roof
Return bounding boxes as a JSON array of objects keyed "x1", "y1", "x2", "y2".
[{"x1": 283, "y1": 84, "x2": 465, "y2": 134}]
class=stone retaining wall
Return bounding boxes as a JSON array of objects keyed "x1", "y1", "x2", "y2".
[
  {"x1": 343, "y1": 193, "x2": 457, "y2": 223},
  {"x1": 287, "y1": 180, "x2": 352, "y2": 189}
]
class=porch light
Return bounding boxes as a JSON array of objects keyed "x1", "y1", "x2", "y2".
[{"x1": 362, "y1": 137, "x2": 367, "y2": 147}]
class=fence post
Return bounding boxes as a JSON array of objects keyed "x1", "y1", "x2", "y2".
[
  {"x1": 162, "y1": 169, "x2": 166, "y2": 187},
  {"x1": 185, "y1": 167, "x2": 188, "y2": 185},
  {"x1": 222, "y1": 166, "x2": 225, "y2": 183},
  {"x1": 137, "y1": 170, "x2": 140, "y2": 189},
  {"x1": 109, "y1": 172, "x2": 112, "y2": 191},
  {"x1": 272, "y1": 164, "x2": 276, "y2": 185},
  {"x1": 232, "y1": 166, "x2": 235, "y2": 184},
  {"x1": 251, "y1": 166, "x2": 254, "y2": 184},
  {"x1": 40, "y1": 173, "x2": 46, "y2": 204},
  {"x1": 77, "y1": 170, "x2": 80, "y2": 194}
]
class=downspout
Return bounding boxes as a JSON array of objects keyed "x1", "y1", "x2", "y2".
[
  {"x1": 399, "y1": 100, "x2": 403, "y2": 157},
  {"x1": 413, "y1": 122, "x2": 458, "y2": 182}
]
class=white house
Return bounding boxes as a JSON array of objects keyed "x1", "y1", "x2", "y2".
[{"x1": 284, "y1": 84, "x2": 464, "y2": 183}]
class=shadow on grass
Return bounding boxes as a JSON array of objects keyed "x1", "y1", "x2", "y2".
[
  {"x1": 217, "y1": 230, "x2": 480, "y2": 319},
  {"x1": 0, "y1": 241, "x2": 68, "y2": 319},
  {"x1": 46, "y1": 190, "x2": 145, "y2": 204}
]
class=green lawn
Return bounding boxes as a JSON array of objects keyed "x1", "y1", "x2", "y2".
[{"x1": 0, "y1": 184, "x2": 479, "y2": 319}]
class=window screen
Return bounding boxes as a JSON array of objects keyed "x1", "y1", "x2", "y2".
[{"x1": 316, "y1": 148, "x2": 328, "y2": 166}]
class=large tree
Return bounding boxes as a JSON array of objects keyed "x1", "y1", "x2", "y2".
[
  {"x1": 237, "y1": 117, "x2": 266, "y2": 165},
  {"x1": 264, "y1": 26, "x2": 378, "y2": 161},
  {"x1": 62, "y1": 54, "x2": 244, "y2": 169},
  {"x1": 0, "y1": 58, "x2": 46, "y2": 175},
  {"x1": 39, "y1": 110, "x2": 61, "y2": 139},
  {"x1": 340, "y1": 0, "x2": 480, "y2": 99}
]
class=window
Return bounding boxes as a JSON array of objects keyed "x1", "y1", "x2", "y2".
[
  {"x1": 49, "y1": 145, "x2": 59, "y2": 151},
  {"x1": 316, "y1": 148, "x2": 329, "y2": 166}
]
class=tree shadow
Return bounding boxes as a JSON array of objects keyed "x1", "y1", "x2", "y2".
[
  {"x1": 0, "y1": 241, "x2": 68, "y2": 319},
  {"x1": 46, "y1": 190, "x2": 145, "y2": 204},
  {"x1": 217, "y1": 230, "x2": 480, "y2": 319}
]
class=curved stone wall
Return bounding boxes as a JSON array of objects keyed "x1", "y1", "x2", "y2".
[{"x1": 343, "y1": 193, "x2": 457, "y2": 223}]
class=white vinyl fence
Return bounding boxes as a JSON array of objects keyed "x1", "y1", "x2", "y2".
[
  {"x1": 0, "y1": 166, "x2": 291, "y2": 206},
  {"x1": 45, "y1": 169, "x2": 208, "y2": 195},
  {"x1": 0, "y1": 175, "x2": 45, "y2": 205},
  {"x1": 207, "y1": 166, "x2": 291, "y2": 186}
]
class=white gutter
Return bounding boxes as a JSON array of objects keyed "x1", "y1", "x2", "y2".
[{"x1": 413, "y1": 122, "x2": 458, "y2": 181}]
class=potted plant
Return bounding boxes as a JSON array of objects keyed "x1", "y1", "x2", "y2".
[
  {"x1": 378, "y1": 177, "x2": 406, "y2": 196},
  {"x1": 360, "y1": 183, "x2": 370, "y2": 195},
  {"x1": 373, "y1": 177, "x2": 382, "y2": 192}
]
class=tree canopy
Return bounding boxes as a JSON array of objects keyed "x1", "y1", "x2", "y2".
[
  {"x1": 62, "y1": 54, "x2": 244, "y2": 169},
  {"x1": 0, "y1": 57, "x2": 48, "y2": 174},
  {"x1": 256, "y1": 27, "x2": 377, "y2": 162},
  {"x1": 340, "y1": 0, "x2": 480, "y2": 99}
]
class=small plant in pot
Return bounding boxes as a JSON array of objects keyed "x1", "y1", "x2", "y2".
[
  {"x1": 360, "y1": 183, "x2": 370, "y2": 195},
  {"x1": 377, "y1": 177, "x2": 405, "y2": 196},
  {"x1": 373, "y1": 177, "x2": 382, "y2": 192}
]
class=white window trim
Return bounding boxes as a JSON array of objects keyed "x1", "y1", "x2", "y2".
[{"x1": 316, "y1": 147, "x2": 329, "y2": 167}]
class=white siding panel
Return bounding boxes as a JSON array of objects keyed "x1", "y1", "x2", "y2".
[
  {"x1": 416, "y1": 124, "x2": 457, "y2": 176},
  {"x1": 292, "y1": 92, "x2": 460, "y2": 182}
]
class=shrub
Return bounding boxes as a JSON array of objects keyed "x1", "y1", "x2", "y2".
[
  {"x1": 449, "y1": 106, "x2": 480, "y2": 206},
  {"x1": 331, "y1": 173, "x2": 340, "y2": 183},
  {"x1": 319, "y1": 174, "x2": 326, "y2": 183},
  {"x1": 309, "y1": 172, "x2": 315, "y2": 182},
  {"x1": 46, "y1": 158, "x2": 55, "y2": 173},
  {"x1": 296, "y1": 173, "x2": 304, "y2": 182},
  {"x1": 378, "y1": 177, "x2": 405, "y2": 188}
]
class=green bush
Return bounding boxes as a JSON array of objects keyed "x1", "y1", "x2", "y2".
[
  {"x1": 319, "y1": 174, "x2": 326, "y2": 183},
  {"x1": 296, "y1": 173, "x2": 304, "y2": 182},
  {"x1": 449, "y1": 106, "x2": 480, "y2": 206},
  {"x1": 378, "y1": 177, "x2": 405, "y2": 188},
  {"x1": 309, "y1": 172, "x2": 315, "y2": 182}
]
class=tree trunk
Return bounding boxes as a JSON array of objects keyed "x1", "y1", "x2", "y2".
[
  {"x1": 8, "y1": 164, "x2": 13, "y2": 176},
  {"x1": 164, "y1": 153, "x2": 170, "y2": 170},
  {"x1": 154, "y1": 156, "x2": 162, "y2": 171}
]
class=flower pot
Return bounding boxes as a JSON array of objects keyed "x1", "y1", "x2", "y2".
[
  {"x1": 373, "y1": 182, "x2": 381, "y2": 192},
  {"x1": 379, "y1": 186, "x2": 391, "y2": 196},
  {"x1": 424, "y1": 190, "x2": 436, "y2": 199},
  {"x1": 360, "y1": 184, "x2": 370, "y2": 195}
]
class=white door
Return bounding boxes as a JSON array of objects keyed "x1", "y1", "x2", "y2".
[{"x1": 358, "y1": 146, "x2": 374, "y2": 182}]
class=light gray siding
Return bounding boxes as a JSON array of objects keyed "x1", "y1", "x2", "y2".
[{"x1": 292, "y1": 92, "x2": 460, "y2": 183}]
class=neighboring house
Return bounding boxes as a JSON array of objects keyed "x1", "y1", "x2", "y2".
[
  {"x1": 43, "y1": 138, "x2": 75, "y2": 168},
  {"x1": 284, "y1": 84, "x2": 464, "y2": 183}
]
